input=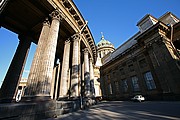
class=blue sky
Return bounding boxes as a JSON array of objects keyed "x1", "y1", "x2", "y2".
[{"x1": 0, "y1": 0, "x2": 179, "y2": 87}]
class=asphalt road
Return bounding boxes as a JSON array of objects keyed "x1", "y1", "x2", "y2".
[{"x1": 48, "y1": 101, "x2": 180, "y2": 120}]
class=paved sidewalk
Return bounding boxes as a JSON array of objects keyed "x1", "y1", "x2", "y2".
[{"x1": 46, "y1": 101, "x2": 180, "y2": 120}]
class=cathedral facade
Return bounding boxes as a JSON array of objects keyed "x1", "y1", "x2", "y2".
[{"x1": 100, "y1": 12, "x2": 180, "y2": 101}]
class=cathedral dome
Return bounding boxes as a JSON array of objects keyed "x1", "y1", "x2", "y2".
[
  {"x1": 97, "y1": 33, "x2": 114, "y2": 49},
  {"x1": 96, "y1": 33, "x2": 115, "y2": 59}
]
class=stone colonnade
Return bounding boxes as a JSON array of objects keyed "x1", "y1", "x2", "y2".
[{"x1": 0, "y1": 10, "x2": 95, "y2": 102}]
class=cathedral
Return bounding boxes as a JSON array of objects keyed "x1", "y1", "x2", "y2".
[
  {"x1": 0, "y1": 0, "x2": 179, "y2": 119},
  {"x1": 100, "y1": 12, "x2": 180, "y2": 101},
  {"x1": 94, "y1": 33, "x2": 115, "y2": 98}
]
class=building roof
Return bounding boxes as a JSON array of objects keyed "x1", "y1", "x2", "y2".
[
  {"x1": 97, "y1": 32, "x2": 114, "y2": 49},
  {"x1": 102, "y1": 12, "x2": 179, "y2": 66},
  {"x1": 159, "y1": 12, "x2": 180, "y2": 22},
  {"x1": 103, "y1": 32, "x2": 140, "y2": 65},
  {"x1": 136, "y1": 14, "x2": 157, "y2": 26}
]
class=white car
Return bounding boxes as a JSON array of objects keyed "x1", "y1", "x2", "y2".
[{"x1": 131, "y1": 95, "x2": 145, "y2": 102}]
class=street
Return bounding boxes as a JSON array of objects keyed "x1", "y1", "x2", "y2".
[{"x1": 48, "y1": 101, "x2": 180, "y2": 120}]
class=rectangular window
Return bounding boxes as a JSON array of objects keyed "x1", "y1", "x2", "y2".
[
  {"x1": 122, "y1": 79, "x2": 128, "y2": 92},
  {"x1": 99, "y1": 52, "x2": 101, "y2": 58},
  {"x1": 131, "y1": 76, "x2": 140, "y2": 91},
  {"x1": 144, "y1": 71, "x2": 156, "y2": 90}
]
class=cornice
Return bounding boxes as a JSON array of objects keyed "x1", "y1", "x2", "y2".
[
  {"x1": 59, "y1": 0, "x2": 97, "y2": 61},
  {"x1": 102, "y1": 43, "x2": 140, "y2": 68},
  {"x1": 135, "y1": 21, "x2": 170, "y2": 41}
]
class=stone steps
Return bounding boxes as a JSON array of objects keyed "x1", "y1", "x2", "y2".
[{"x1": 0, "y1": 100, "x2": 81, "y2": 120}]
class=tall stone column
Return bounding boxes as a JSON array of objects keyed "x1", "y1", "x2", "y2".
[
  {"x1": 0, "y1": 35, "x2": 31, "y2": 102},
  {"x1": 70, "y1": 33, "x2": 81, "y2": 97},
  {"x1": 89, "y1": 58, "x2": 95, "y2": 96},
  {"x1": 50, "y1": 63, "x2": 61, "y2": 99},
  {"x1": 78, "y1": 41, "x2": 81, "y2": 96},
  {"x1": 25, "y1": 18, "x2": 50, "y2": 96},
  {"x1": 50, "y1": 65, "x2": 57, "y2": 99},
  {"x1": 81, "y1": 61, "x2": 85, "y2": 97},
  {"x1": 84, "y1": 48, "x2": 90, "y2": 97},
  {"x1": 59, "y1": 39, "x2": 71, "y2": 97},
  {"x1": 54, "y1": 63, "x2": 61, "y2": 100},
  {"x1": 25, "y1": 10, "x2": 62, "y2": 98},
  {"x1": 37, "y1": 10, "x2": 61, "y2": 97},
  {"x1": 101, "y1": 50, "x2": 103, "y2": 58}
]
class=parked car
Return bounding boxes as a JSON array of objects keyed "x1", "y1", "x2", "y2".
[{"x1": 131, "y1": 95, "x2": 145, "y2": 102}]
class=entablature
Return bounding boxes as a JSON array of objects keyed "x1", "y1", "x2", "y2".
[{"x1": 50, "y1": 0, "x2": 97, "y2": 61}]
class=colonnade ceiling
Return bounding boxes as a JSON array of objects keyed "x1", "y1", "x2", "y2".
[
  {"x1": 0, "y1": 0, "x2": 53, "y2": 41},
  {"x1": 0, "y1": 0, "x2": 76, "y2": 42},
  {"x1": 0, "y1": 0, "x2": 97, "y2": 62}
]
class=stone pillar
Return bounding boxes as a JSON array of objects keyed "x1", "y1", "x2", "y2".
[
  {"x1": 84, "y1": 48, "x2": 90, "y2": 97},
  {"x1": 54, "y1": 63, "x2": 61, "y2": 100},
  {"x1": 67, "y1": 68, "x2": 71, "y2": 95},
  {"x1": 25, "y1": 10, "x2": 62, "y2": 98},
  {"x1": 78, "y1": 41, "x2": 81, "y2": 96},
  {"x1": 25, "y1": 18, "x2": 50, "y2": 96},
  {"x1": 38, "y1": 10, "x2": 61, "y2": 97},
  {"x1": 50, "y1": 63, "x2": 60, "y2": 99},
  {"x1": 101, "y1": 50, "x2": 103, "y2": 58},
  {"x1": 0, "y1": 35, "x2": 31, "y2": 102},
  {"x1": 89, "y1": 58, "x2": 95, "y2": 96},
  {"x1": 59, "y1": 39, "x2": 71, "y2": 97},
  {"x1": 70, "y1": 33, "x2": 81, "y2": 97},
  {"x1": 81, "y1": 61, "x2": 85, "y2": 97},
  {"x1": 50, "y1": 65, "x2": 57, "y2": 99}
]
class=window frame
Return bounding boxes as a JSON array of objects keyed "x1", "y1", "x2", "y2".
[
  {"x1": 131, "y1": 76, "x2": 140, "y2": 91},
  {"x1": 144, "y1": 71, "x2": 156, "y2": 90}
]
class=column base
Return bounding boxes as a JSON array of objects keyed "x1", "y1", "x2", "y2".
[
  {"x1": 58, "y1": 96, "x2": 82, "y2": 101},
  {"x1": 0, "y1": 99, "x2": 57, "y2": 119},
  {"x1": 22, "y1": 95, "x2": 51, "y2": 102},
  {"x1": 58, "y1": 96, "x2": 69, "y2": 101}
]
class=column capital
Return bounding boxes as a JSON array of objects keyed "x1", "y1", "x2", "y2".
[
  {"x1": 43, "y1": 18, "x2": 50, "y2": 26},
  {"x1": 89, "y1": 58, "x2": 93, "y2": 62},
  {"x1": 83, "y1": 48, "x2": 89, "y2": 54},
  {"x1": 65, "y1": 38, "x2": 71, "y2": 44},
  {"x1": 49, "y1": 10, "x2": 63, "y2": 21},
  {"x1": 71, "y1": 33, "x2": 81, "y2": 42}
]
